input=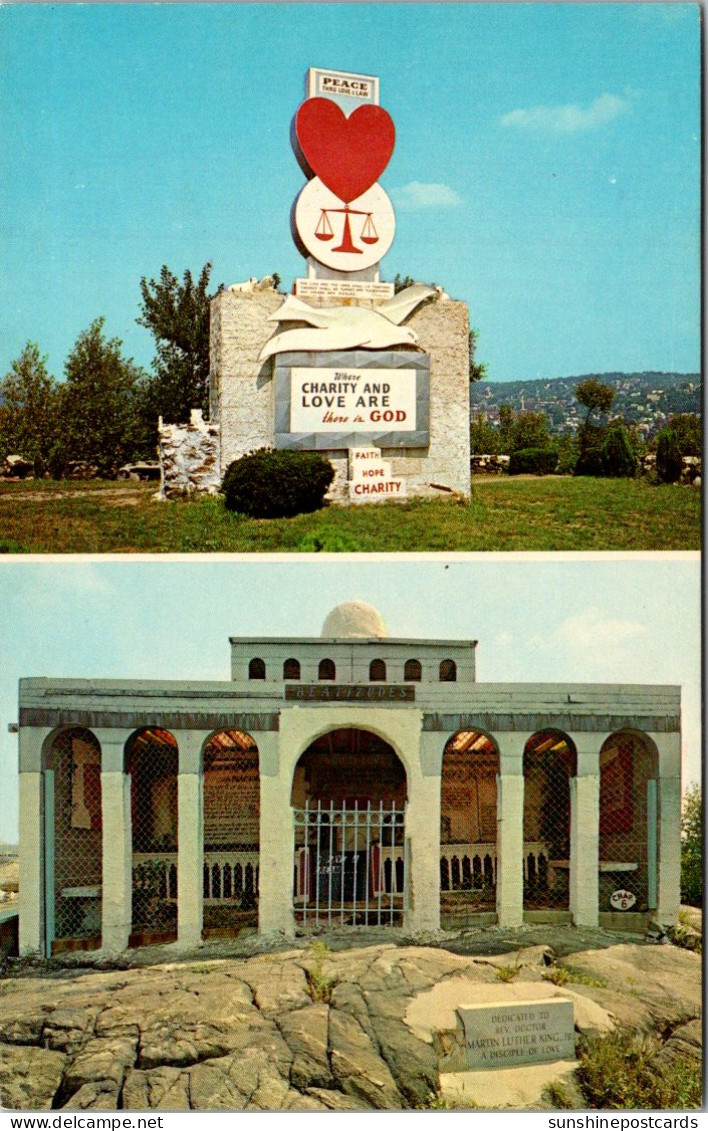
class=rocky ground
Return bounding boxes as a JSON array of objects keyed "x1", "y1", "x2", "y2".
[{"x1": 0, "y1": 923, "x2": 701, "y2": 1112}]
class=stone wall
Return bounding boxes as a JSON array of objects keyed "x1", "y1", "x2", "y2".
[
  {"x1": 158, "y1": 410, "x2": 221, "y2": 498},
  {"x1": 210, "y1": 287, "x2": 471, "y2": 502},
  {"x1": 470, "y1": 454, "x2": 510, "y2": 475}
]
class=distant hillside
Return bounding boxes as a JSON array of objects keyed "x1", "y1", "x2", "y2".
[{"x1": 471, "y1": 371, "x2": 701, "y2": 437}]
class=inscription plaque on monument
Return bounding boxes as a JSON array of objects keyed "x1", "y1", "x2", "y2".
[{"x1": 458, "y1": 999, "x2": 575, "y2": 1069}]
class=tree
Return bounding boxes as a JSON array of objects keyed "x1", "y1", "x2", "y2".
[
  {"x1": 0, "y1": 343, "x2": 59, "y2": 472},
  {"x1": 137, "y1": 262, "x2": 224, "y2": 423},
  {"x1": 680, "y1": 783, "x2": 702, "y2": 907},
  {"x1": 58, "y1": 318, "x2": 152, "y2": 473},
  {"x1": 469, "y1": 329, "x2": 487, "y2": 383},
  {"x1": 469, "y1": 412, "x2": 501, "y2": 454},
  {"x1": 575, "y1": 377, "x2": 616, "y2": 425},
  {"x1": 498, "y1": 404, "x2": 515, "y2": 451},
  {"x1": 510, "y1": 411, "x2": 551, "y2": 453}
]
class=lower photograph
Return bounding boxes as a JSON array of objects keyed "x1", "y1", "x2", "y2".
[{"x1": 0, "y1": 556, "x2": 701, "y2": 1114}]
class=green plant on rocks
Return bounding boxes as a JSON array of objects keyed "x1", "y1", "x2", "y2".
[
  {"x1": 494, "y1": 963, "x2": 521, "y2": 983},
  {"x1": 576, "y1": 1030, "x2": 702, "y2": 1109},
  {"x1": 304, "y1": 940, "x2": 338, "y2": 1003}
]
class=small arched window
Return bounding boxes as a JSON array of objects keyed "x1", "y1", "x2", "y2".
[
  {"x1": 404, "y1": 659, "x2": 422, "y2": 682},
  {"x1": 283, "y1": 658, "x2": 300, "y2": 680},
  {"x1": 439, "y1": 659, "x2": 457, "y2": 682},
  {"x1": 318, "y1": 658, "x2": 336, "y2": 681},
  {"x1": 248, "y1": 658, "x2": 266, "y2": 680},
  {"x1": 369, "y1": 659, "x2": 386, "y2": 682}
]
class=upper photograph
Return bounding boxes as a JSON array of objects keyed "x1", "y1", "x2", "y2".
[{"x1": 0, "y1": 3, "x2": 700, "y2": 553}]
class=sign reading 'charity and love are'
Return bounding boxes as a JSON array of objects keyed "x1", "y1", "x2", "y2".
[{"x1": 290, "y1": 367, "x2": 416, "y2": 433}]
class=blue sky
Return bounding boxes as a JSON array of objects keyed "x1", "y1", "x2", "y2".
[
  {"x1": 0, "y1": 2, "x2": 700, "y2": 385},
  {"x1": 0, "y1": 554, "x2": 700, "y2": 842}
]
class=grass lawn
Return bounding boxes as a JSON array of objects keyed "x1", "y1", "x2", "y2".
[{"x1": 0, "y1": 475, "x2": 700, "y2": 553}]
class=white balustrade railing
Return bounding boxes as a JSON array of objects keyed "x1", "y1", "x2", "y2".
[{"x1": 439, "y1": 841, "x2": 549, "y2": 890}]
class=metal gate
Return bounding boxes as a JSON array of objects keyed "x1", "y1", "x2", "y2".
[{"x1": 293, "y1": 799, "x2": 405, "y2": 927}]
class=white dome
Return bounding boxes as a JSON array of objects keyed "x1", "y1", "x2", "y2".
[{"x1": 321, "y1": 601, "x2": 389, "y2": 639}]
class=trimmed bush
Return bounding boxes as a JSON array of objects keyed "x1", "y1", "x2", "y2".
[
  {"x1": 601, "y1": 423, "x2": 637, "y2": 478},
  {"x1": 508, "y1": 447, "x2": 558, "y2": 476},
  {"x1": 655, "y1": 428, "x2": 683, "y2": 484},
  {"x1": 574, "y1": 446, "x2": 605, "y2": 477},
  {"x1": 221, "y1": 448, "x2": 334, "y2": 518}
]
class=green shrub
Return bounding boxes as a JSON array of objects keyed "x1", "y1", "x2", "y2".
[
  {"x1": 508, "y1": 447, "x2": 558, "y2": 476},
  {"x1": 680, "y1": 783, "x2": 702, "y2": 907},
  {"x1": 601, "y1": 423, "x2": 637, "y2": 478},
  {"x1": 655, "y1": 428, "x2": 683, "y2": 484},
  {"x1": 221, "y1": 448, "x2": 334, "y2": 518}
]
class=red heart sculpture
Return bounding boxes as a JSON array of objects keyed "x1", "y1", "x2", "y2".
[{"x1": 295, "y1": 97, "x2": 395, "y2": 204}]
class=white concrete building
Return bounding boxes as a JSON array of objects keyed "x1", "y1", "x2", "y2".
[{"x1": 17, "y1": 602, "x2": 681, "y2": 958}]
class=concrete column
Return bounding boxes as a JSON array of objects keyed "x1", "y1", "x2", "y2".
[
  {"x1": 94, "y1": 729, "x2": 133, "y2": 954},
  {"x1": 653, "y1": 733, "x2": 681, "y2": 926},
  {"x1": 570, "y1": 775, "x2": 600, "y2": 926},
  {"x1": 496, "y1": 733, "x2": 526, "y2": 927},
  {"x1": 177, "y1": 731, "x2": 208, "y2": 948},
  {"x1": 18, "y1": 771, "x2": 43, "y2": 956},
  {"x1": 404, "y1": 768, "x2": 441, "y2": 934},
  {"x1": 567, "y1": 734, "x2": 604, "y2": 928},
  {"x1": 100, "y1": 772, "x2": 132, "y2": 952},
  {"x1": 258, "y1": 758, "x2": 296, "y2": 936}
]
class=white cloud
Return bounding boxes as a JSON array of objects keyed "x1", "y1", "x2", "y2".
[
  {"x1": 392, "y1": 181, "x2": 463, "y2": 211},
  {"x1": 500, "y1": 93, "x2": 630, "y2": 134},
  {"x1": 545, "y1": 607, "x2": 647, "y2": 678}
]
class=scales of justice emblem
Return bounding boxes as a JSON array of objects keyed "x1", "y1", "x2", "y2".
[{"x1": 292, "y1": 94, "x2": 397, "y2": 273}]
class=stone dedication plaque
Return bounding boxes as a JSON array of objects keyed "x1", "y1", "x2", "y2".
[{"x1": 458, "y1": 999, "x2": 575, "y2": 1069}]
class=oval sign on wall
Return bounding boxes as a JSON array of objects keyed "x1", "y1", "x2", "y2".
[{"x1": 610, "y1": 889, "x2": 637, "y2": 911}]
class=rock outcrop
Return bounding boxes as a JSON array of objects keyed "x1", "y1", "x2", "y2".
[{"x1": 0, "y1": 932, "x2": 701, "y2": 1111}]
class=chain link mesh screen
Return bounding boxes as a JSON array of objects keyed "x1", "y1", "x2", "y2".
[
  {"x1": 599, "y1": 732, "x2": 657, "y2": 913},
  {"x1": 46, "y1": 728, "x2": 102, "y2": 951},
  {"x1": 523, "y1": 730, "x2": 576, "y2": 911},
  {"x1": 126, "y1": 728, "x2": 178, "y2": 942},
  {"x1": 203, "y1": 730, "x2": 260, "y2": 933},
  {"x1": 440, "y1": 730, "x2": 499, "y2": 923}
]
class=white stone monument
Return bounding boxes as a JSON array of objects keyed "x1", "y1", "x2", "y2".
[{"x1": 203, "y1": 67, "x2": 472, "y2": 503}]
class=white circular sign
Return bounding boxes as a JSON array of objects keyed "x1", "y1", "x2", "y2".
[
  {"x1": 610, "y1": 889, "x2": 637, "y2": 911},
  {"x1": 294, "y1": 177, "x2": 395, "y2": 273}
]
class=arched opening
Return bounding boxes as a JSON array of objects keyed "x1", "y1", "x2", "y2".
[
  {"x1": 404, "y1": 659, "x2": 422, "y2": 682},
  {"x1": 125, "y1": 727, "x2": 178, "y2": 946},
  {"x1": 439, "y1": 659, "x2": 457, "y2": 682},
  {"x1": 202, "y1": 729, "x2": 260, "y2": 937},
  {"x1": 523, "y1": 730, "x2": 577, "y2": 912},
  {"x1": 283, "y1": 658, "x2": 301, "y2": 680},
  {"x1": 318, "y1": 658, "x2": 336, "y2": 681},
  {"x1": 369, "y1": 659, "x2": 386, "y2": 682},
  {"x1": 440, "y1": 729, "x2": 499, "y2": 926},
  {"x1": 248, "y1": 658, "x2": 266, "y2": 680},
  {"x1": 44, "y1": 728, "x2": 102, "y2": 954},
  {"x1": 599, "y1": 731, "x2": 659, "y2": 915},
  {"x1": 291, "y1": 728, "x2": 407, "y2": 926}
]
